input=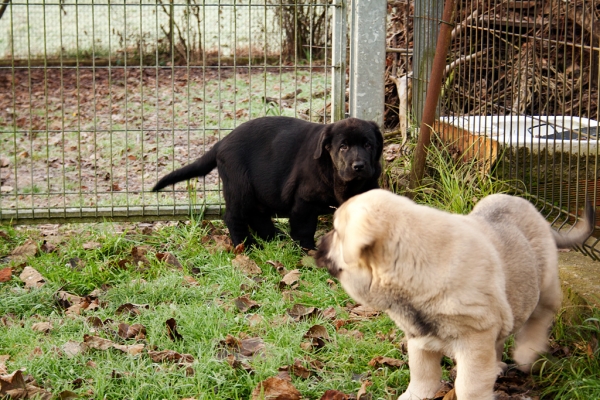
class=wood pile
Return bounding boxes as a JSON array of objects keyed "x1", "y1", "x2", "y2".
[{"x1": 385, "y1": 0, "x2": 600, "y2": 131}]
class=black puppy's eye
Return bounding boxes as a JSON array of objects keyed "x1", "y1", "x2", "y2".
[
  {"x1": 340, "y1": 143, "x2": 348, "y2": 151},
  {"x1": 364, "y1": 142, "x2": 372, "y2": 149}
]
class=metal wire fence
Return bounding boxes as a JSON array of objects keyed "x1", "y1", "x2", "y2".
[
  {"x1": 0, "y1": 0, "x2": 339, "y2": 224},
  {"x1": 386, "y1": 0, "x2": 600, "y2": 259},
  {"x1": 3, "y1": 0, "x2": 600, "y2": 260}
]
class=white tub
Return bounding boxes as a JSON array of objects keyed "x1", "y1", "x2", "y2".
[{"x1": 438, "y1": 115, "x2": 600, "y2": 154}]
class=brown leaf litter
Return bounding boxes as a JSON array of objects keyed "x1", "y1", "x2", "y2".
[
  {"x1": 10, "y1": 239, "x2": 38, "y2": 264},
  {"x1": 234, "y1": 295, "x2": 260, "y2": 313},
  {"x1": 19, "y1": 266, "x2": 46, "y2": 289},
  {"x1": 231, "y1": 254, "x2": 262, "y2": 275},
  {"x1": 166, "y1": 318, "x2": 184, "y2": 341},
  {"x1": 251, "y1": 376, "x2": 301, "y2": 400},
  {"x1": 0, "y1": 369, "x2": 52, "y2": 400}
]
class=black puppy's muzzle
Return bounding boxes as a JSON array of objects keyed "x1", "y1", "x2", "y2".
[
  {"x1": 352, "y1": 161, "x2": 365, "y2": 171},
  {"x1": 314, "y1": 232, "x2": 341, "y2": 278}
]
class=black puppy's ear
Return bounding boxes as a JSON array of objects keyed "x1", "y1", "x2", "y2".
[
  {"x1": 313, "y1": 125, "x2": 333, "y2": 159},
  {"x1": 369, "y1": 121, "x2": 384, "y2": 160}
]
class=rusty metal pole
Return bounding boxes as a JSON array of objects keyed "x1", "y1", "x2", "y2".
[{"x1": 409, "y1": 0, "x2": 457, "y2": 191}]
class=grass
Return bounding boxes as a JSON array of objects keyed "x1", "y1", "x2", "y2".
[
  {"x1": 0, "y1": 220, "x2": 405, "y2": 399},
  {"x1": 533, "y1": 312, "x2": 600, "y2": 399},
  {"x1": 2, "y1": 134, "x2": 600, "y2": 399}
]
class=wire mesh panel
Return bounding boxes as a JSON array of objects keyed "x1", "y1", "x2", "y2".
[
  {"x1": 0, "y1": 0, "x2": 339, "y2": 224},
  {"x1": 385, "y1": 0, "x2": 600, "y2": 258}
]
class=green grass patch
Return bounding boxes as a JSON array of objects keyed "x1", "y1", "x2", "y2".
[
  {"x1": 1, "y1": 135, "x2": 599, "y2": 399},
  {"x1": 0, "y1": 220, "x2": 405, "y2": 399}
]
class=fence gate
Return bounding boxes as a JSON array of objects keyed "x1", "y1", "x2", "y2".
[{"x1": 0, "y1": 0, "x2": 346, "y2": 224}]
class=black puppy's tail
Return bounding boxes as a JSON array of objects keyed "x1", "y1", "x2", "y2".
[
  {"x1": 152, "y1": 145, "x2": 219, "y2": 192},
  {"x1": 553, "y1": 199, "x2": 596, "y2": 249}
]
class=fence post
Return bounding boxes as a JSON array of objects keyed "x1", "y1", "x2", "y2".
[
  {"x1": 331, "y1": 0, "x2": 348, "y2": 123},
  {"x1": 348, "y1": 0, "x2": 386, "y2": 125}
]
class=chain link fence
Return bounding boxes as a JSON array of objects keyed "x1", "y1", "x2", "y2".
[
  {"x1": 0, "y1": 0, "x2": 340, "y2": 224},
  {"x1": 385, "y1": 0, "x2": 600, "y2": 259}
]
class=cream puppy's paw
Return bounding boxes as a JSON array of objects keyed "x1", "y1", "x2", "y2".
[
  {"x1": 496, "y1": 361, "x2": 508, "y2": 376},
  {"x1": 398, "y1": 388, "x2": 436, "y2": 400}
]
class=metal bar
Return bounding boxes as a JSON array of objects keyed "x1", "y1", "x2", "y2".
[
  {"x1": 410, "y1": 0, "x2": 457, "y2": 190},
  {"x1": 0, "y1": 205, "x2": 224, "y2": 225},
  {"x1": 331, "y1": 0, "x2": 347, "y2": 122}
]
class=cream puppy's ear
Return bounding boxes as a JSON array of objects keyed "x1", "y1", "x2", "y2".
[{"x1": 338, "y1": 203, "x2": 378, "y2": 266}]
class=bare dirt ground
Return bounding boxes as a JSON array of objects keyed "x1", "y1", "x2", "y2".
[{"x1": 0, "y1": 66, "x2": 326, "y2": 212}]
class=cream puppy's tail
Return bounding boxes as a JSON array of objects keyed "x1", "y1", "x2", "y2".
[{"x1": 553, "y1": 200, "x2": 596, "y2": 249}]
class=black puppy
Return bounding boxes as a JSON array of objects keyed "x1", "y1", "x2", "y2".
[{"x1": 153, "y1": 116, "x2": 383, "y2": 249}]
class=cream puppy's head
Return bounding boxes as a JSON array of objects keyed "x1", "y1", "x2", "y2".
[{"x1": 315, "y1": 189, "x2": 405, "y2": 303}]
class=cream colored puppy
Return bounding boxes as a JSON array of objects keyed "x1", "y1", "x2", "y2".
[{"x1": 315, "y1": 189, "x2": 594, "y2": 400}]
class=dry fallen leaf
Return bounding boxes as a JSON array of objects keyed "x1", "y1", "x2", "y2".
[
  {"x1": 266, "y1": 260, "x2": 287, "y2": 275},
  {"x1": 247, "y1": 314, "x2": 264, "y2": 327},
  {"x1": 234, "y1": 243, "x2": 245, "y2": 254},
  {"x1": 219, "y1": 335, "x2": 265, "y2": 359},
  {"x1": 183, "y1": 276, "x2": 199, "y2": 286},
  {"x1": 287, "y1": 304, "x2": 320, "y2": 322},
  {"x1": 156, "y1": 252, "x2": 183, "y2": 269},
  {"x1": 302, "y1": 324, "x2": 331, "y2": 350},
  {"x1": 322, "y1": 306, "x2": 337, "y2": 321},
  {"x1": 0, "y1": 267, "x2": 12, "y2": 283},
  {"x1": 348, "y1": 304, "x2": 380, "y2": 318},
  {"x1": 19, "y1": 266, "x2": 46, "y2": 289},
  {"x1": 111, "y1": 343, "x2": 145, "y2": 356},
  {"x1": 234, "y1": 295, "x2": 260, "y2": 313},
  {"x1": 55, "y1": 291, "x2": 83, "y2": 309},
  {"x1": 40, "y1": 241, "x2": 56, "y2": 254},
  {"x1": 147, "y1": 350, "x2": 194, "y2": 363},
  {"x1": 0, "y1": 369, "x2": 52, "y2": 400},
  {"x1": 82, "y1": 335, "x2": 114, "y2": 351},
  {"x1": 320, "y1": 389, "x2": 350, "y2": 400},
  {"x1": 276, "y1": 366, "x2": 292, "y2": 382},
  {"x1": 0, "y1": 355, "x2": 8, "y2": 375},
  {"x1": 10, "y1": 239, "x2": 38, "y2": 263},
  {"x1": 210, "y1": 234, "x2": 234, "y2": 253},
  {"x1": 57, "y1": 389, "x2": 80, "y2": 399},
  {"x1": 232, "y1": 254, "x2": 262, "y2": 275},
  {"x1": 367, "y1": 356, "x2": 405, "y2": 369},
  {"x1": 290, "y1": 359, "x2": 312, "y2": 379},
  {"x1": 326, "y1": 279, "x2": 338, "y2": 290},
  {"x1": 166, "y1": 318, "x2": 183, "y2": 341},
  {"x1": 31, "y1": 322, "x2": 53, "y2": 334},
  {"x1": 62, "y1": 341, "x2": 88, "y2": 358},
  {"x1": 115, "y1": 303, "x2": 149, "y2": 317},
  {"x1": 83, "y1": 334, "x2": 145, "y2": 355},
  {"x1": 251, "y1": 376, "x2": 301, "y2": 400},
  {"x1": 131, "y1": 246, "x2": 151, "y2": 266},
  {"x1": 29, "y1": 347, "x2": 43, "y2": 359},
  {"x1": 117, "y1": 323, "x2": 147, "y2": 340},
  {"x1": 337, "y1": 329, "x2": 364, "y2": 340},
  {"x1": 279, "y1": 269, "x2": 301, "y2": 289},
  {"x1": 356, "y1": 380, "x2": 372, "y2": 399},
  {"x1": 304, "y1": 325, "x2": 331, "y2": 341},
  {"x1": 239, "y1": 337, "x2": 265, "y2": 357},
  {"x1": 442, "y1": 388, "x2": 457, "y2": 400},
  {"x1": 82, "y1": 241, "x2": 102, "y2": 250},
  {"x1": 225, "y1": 354, "x2": 254, "y2": 373}
]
